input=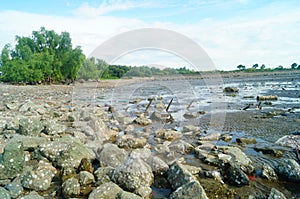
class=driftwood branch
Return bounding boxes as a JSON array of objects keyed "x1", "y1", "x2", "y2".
[
  {"x1": 186, "y1": 100, "x2": 194, "y2": 110},
  {"x1": 166, "y1": 98, "x2": 173, "y2": 112},
  {"x1": 257, "y1": 95, "x2": 278, "y2": 101},
  {"x1": 145, "y1": 98, "x2": 153, "y2": 113}
]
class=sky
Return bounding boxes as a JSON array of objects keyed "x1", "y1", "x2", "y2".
[{"x1": 0, "y1": 0, "x2": 300, "y2": 71}]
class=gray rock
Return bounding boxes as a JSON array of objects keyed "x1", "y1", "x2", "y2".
[
  {"x1": 224, "y1": 87, "x2": 239, "y2": 92},
  {"x1": 19, "y1": 101, "x2": 34, "y2": 112},
  {"x1": 79, "y1": 171, "x2": 95, "y2": 186},
  {"x1": 262, "y1": 163, "x2": 278, "y2": 181},
  {"x1": 98, "y1": 143, "x2": 128, "y2": 168},
  {"x1": 116, "y1": 190, "x2": 143, "y2": 199},
  {"x1": 150, "y1": 111, "x2": 171, "y2": 122},
  {"x1": 268, "y1": 188, "x2": 286, "y2": 199},
  {"x1": 0, "y1": 187, "x2": 10, "y2": 199},
  {"x1": 146, "y1": 156, "x2": 169, "y2": 175},
  {"x1": 200, "y1": 132, "x2": 221, "y2": 141},
  {"x1": 236, "y1": 137, "x2": 257, "y2": 145},
  {"x1": 5, "y1": 103, "x2": 18, "y2": 110},
  {"x1": 222, "y1": 163, "x2": 250, "y2": 186},
  {"x1": 134, "y1": 117, "x2": 152, "y2": 126},
  {"x1": 112, "y1": 157, "x2": 153, "y2": 197},
  {"x1": 18, "y1": 191, "x2": 44, "y2": 199},
  {"x1": 94, "y1": 166, "x2": 114, "y2": 186},
  {"x1": 156, "y1": 129, "x2": 182, "y2": 141},
  {"x1": 88, "y1": 182, "x2": 122, "y2": 199},
  {"x1": 169, "y1": 180, "x2": 208, "y2": 199},
  {"x1": 17, "y1": 117, "x2": 43, "y2": 136},
  {"x1": 9, "y1": 135, "x2": 47, "y2": 151},
  {"x1": 129, "y1": 148, "x2": 151, "y2": 161},
  {"x1": 22, "y1": 160, "x2": 57, "y2": 191},
  {"x1": 275, "y1": 135, "x2": 300, "y2": 149},
  {"x1": 0, "y1": 141, "x2": 24, "y2": 179},
  {"x1": 167, "y1": 161, "x2": 196, "y2": 190},
  {"x1": 42, "y1": 120, "x2": 66, "y2": 135},
  {"x1": 169, "y1": 140, "x2": 194, "y2": 154},
  {"x1": 275, "y1": 159, "x2": 300, "y2": 182},
  {"x1": 154, "y1": 144, "x2": 170, "y2": 154},
  {"x1": 62, "y1": 177, "x2": 81, "y2": 198},
  {"x1": 116, "y1": 135, "x2": 147, "y2": 149},
  {"x1": 5, "y1": 177, "x2": 23, "y2": 198},
  {"x1": 183, "y1": 112, "x2": 199, "y2": 119}
]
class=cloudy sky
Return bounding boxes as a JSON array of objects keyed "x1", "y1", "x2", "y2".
[{"x1": 0, "y1": 0, "x2": 300, "y2": 70}]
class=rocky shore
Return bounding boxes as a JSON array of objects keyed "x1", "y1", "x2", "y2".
[{"x1": 0, "y1": 76, "x2": 299, "y2": 199}]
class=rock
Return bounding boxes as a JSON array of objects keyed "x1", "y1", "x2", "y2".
[
  {"x1": 275, "y1": 135, "x2": 300, "y2": 149},
  {"x1": 22, "y1": 160, "x2": 57, "y2": 191},
  {"x1": 268, "y1": 188, "x2": 287, "y2": 199},
  {"x1": 275, "y1": 159, "x2": 300, "y2": 182},
  {"x1": 116, "y1": 190, "x2": 143, "y2": 199},
  {"x1": 183, "y1": 125, "x2": 201, "y2": 133},
  {"x1": 19, "y1": 101, "x2": 34, "y2": 112},
  {"x1": 253, "y1": 147, "x2": 283, "y2": 157},
  {"x1": 79, "y1": 171, "x2": 95, "y2": 186},
  {"x1": 154, "y1": 144, "x2": 170, "y2": 154},
  {"x1": 5, "y1": 103, "x2": 18, "y2": 110},
  {"x1": 5, "y1": 177, "x2": 23, "y2": 198},
  {"x1": 183, "y1": 112, "x2": 199, "y2": 119},
  {"x1": 221, "y1": 134, "x2": 232, "y2": 142},
  {"x1": 0, "y1": 141, "x2": 24, "y2": 180},
  {"x1": 87, "y1": 117, "x2": 108, "y2": 139},
  {"x1": 169, "y1": 140, "x2": 194, "y2": 154},
  {"x1": 155, "y1": 101, "x2": 166, "y2": 109},
  {"x1": 200, "y1": 132, "x2": 221, "y2": 141},
  {"x1": 182, "y1": 164, "x2": 202, "y2": 175},
  {"x1": 62, "y1": 177, "x2": 81, "y2": 198},
  {"x1": 129, "y1": 148, "x2": 152, "y2": 161},
  {"x1": 257, "y1": 95, "x2": 278, "y2": 101},
  {"x1": 17, "y1": 117, "x2": 43, "y2": 136},
  {"x1": 224, "y1": 87, "x2": 239, "y2": 93},
  {"x1": 39, "y1": 139, "x2": 95, "y2": 169},
  {"x1": 222, "y1": 163, "x2": 250, "y2": 186},
  {"x1": 236, "y1": 137, "x2": 257, "y2": 145},
  {"x1": 9, "y1": 135, "x2": 47, "y2": 151},
  {"x1": 78, "y1": 158, "x2": 94, "y2": 173},
  {"x1": 262, "y1": 163, "x2": 278, "y2": 181},
  {"x1": 0, "y1": 187, "x2": 11, "y2": 199},
  {"x1": 42, "y1": 120, "x2": 66, "y2": 135},
  {"x1": 88, "y1": 182, "x2": 122, "y2": 199},
  {"x1": 169, "y1": 180, "x2": 208, "y2": 199},
  {"x1": 18, "y1": 191, "x2": 44, "y2": 199},
  {"x1": 156, "y1": 129, "x2": 182, "y2": 141},
  {"x1": 150, "y1": 111, "x2": 172, "y2": 122},
  {"x1": 116, "y1": 135, "x2": 147, "y2": 149},
  {"x1": 112, "y1": 157, "x2": 153, "y2": 197},
  {"x1": 167, "y1": 161, "x2": 195, "y2": 190},
  {"x1": 146, "y1": 156, "x2": 169, "y2": 175},
  {"x1": 134, "y1": 117, "x2": 152, "y2": 126},
  {"x1": 94, "y1": 166, "x2": 114, "y2": 186},
  {"x1": 98, "y1": 143, "x2": 128, "y2": 168}
]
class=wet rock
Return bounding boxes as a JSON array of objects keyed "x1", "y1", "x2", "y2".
[
  {"x1": 18, "y1": 191, "x2": 44, "y2": 199},
  {"x1": 94, "y1": 166, "x2": 114, "y2": 186},
  {"x1": 169, "y1": 180, "x2": 208, "y2": 199},
  {"x1": 79, "y1": 171, "x2": 95, "y2": 186},
  {"x1": 155, "y1": 101, "x2": 166, "y2": 109},
  {"x1": 150, "y1": 111, "x2": 171, "y2": 122},
  {"x1": 275, "y1": 135, "x2": 300, "y2": 149},
  {"x1": 156, "y1": 129, "x2": 182, "y2": 141},
  {"x1": 221, "y1": 134, "x2": 232, "y2": 142},
  {"x1": 129, "y1": 148, "x2": 152, "y2": 161},
  {"x1": 112, "y1": 157, "x2": 154, "y2": 197},
  {"x1": 183, "y1": 112, "x2": 199, "y2": 119},
  {"x1": 116, "y1": 190, "x2": 143, "y2": 199},
  {"x1": 200, "y1": 132, "x2": 221, "y2": 141},
  {"x1": 89, "y1": 182, "x2": 122, "y2": 199},
  {"x1": 183, "y1": 125, "x2": 201, "y2": 134},
  {"x1": 222, "y1": 163, "x2": 250, "y2": 186},
  {"x1": 62, "y1": 177, "x2": 81, "y2": 198},
  {"x1": 262, "y1": 163, "x2": 278, "y2": 181},
  {"x1": 257, "y1": 95, "x2": 278, "y2": 101},
  {"x1": 167, "y1": 161, "x2": 196, "y2": 190},
  {"x1": 98, "y1": 143, "x2": 128, "y2": 168},
  {"x1": 236, "y1": 137, "x2": 257, "y2": 145},
  {"x1": 19, "y1": 101, "x2": 34, "y2": 112},
  {"x1": 0, "y1": 187, "x2": 10, "y2": 199},
  {"x1": 17, "y1": 117, "x2": 43, "y2": 136},
  {"x1": 9, "y1": 135, "x2": 47, "y2": 151},
  {"x1": 0, "y1": 141, "x2": 24, "y2": 179},
  {"x1": 182, "y1": 164, "x2": 202, "y2": 175},
  {"x1": 146, "y1": 156, "x2": 169, "y2": 175},
  {"x1": 169, "y1": 140, "x2": 194, "y2": 154},
  {"x1": 204, "y1": 170, "x2": 224, "y2": 184},
  {"x1": 254, "y1": 147, "x2": 283, "y2": 157},
  {"x1": 224, "y1": 87, "x2": 239, "y2": 93},
  {"x1": 116, "y1": 135, "x2": 147, "y2": 149},
  {"x1": 5, "y1": 103, "x2": 18, "y2": 110},
  {"x1": 22, "y1": 160, "x2": 57, "y2": 191},
  {"x1": 134, "y1": 117, "x2": 152, "y2": 126},
  {"x1": 42, "y1": 120, "x2": 66, "y2": 135},
  {"x1": 268, "y1": 188, "x2": 287, "y2": 199},
  {"x1": 5, "y1": 177, "x2": 23, "y2": 198},
  {"x1": 275, "y1": 159, "x2": 300, "y2": 182},
  {"x1": 154, "y1": 143, "x2": 170, "y2": 154},
  {"x1": 87, "y1": 117, "x2": 108, "y2": 139},
  {"x1": 78, "y1": 158, "x2": 94, "y2": 173}
]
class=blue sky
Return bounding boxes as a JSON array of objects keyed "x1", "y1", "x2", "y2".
[{"x1": 1, "y1": 0, "x2": 300, "y2": 70}]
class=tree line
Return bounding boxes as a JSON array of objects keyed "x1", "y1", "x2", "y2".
[{"x1": 237, "y1": 63, "x2": 300, "y2": 71}]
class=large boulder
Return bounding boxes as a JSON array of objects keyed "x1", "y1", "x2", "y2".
[
  {"x1": 88, "y1": 182, "x2": 122, "y2": 199},
  {"x1": 268, "y1": 188, "x2": 287, "y2": 199},
  {"x1": 167, "y1": 161, "x2": 195, "y2": 190},
  {"x1": 275, "y1": 135, "x2": 300, "y2": 149},
  {"x1": 5, "y1": 177, "x2": 23, "y2": 198},
  {"x1": 116, "y1": 135, "x2": 147, "y2": 149},
  {"x1": 0, "y1": 141, "x2": 24, "y2": 180},
  {"x1": 17, "y1": 117, "x2": 43, "y2": 136},
  {"x1": 169, "y1": 180, "x2": 208, "y2": 199},
  {"x1": 98, "y1": 143, "x2": 128, "y2": 168},
  {"x1": 222, "y1": 163, "x2": 250, "y2": 187},
  {"x1": 0, "y1": 187, "x2": 10, "y2": 199},
  {"x1": 275, "y1": 159, "x2": 300, "y2": 182},
  {"x1": 62, "y1": 177, "x2": 81, "y2": 198},
  {"x1": 112, "y1": 157, "x2": 154, "y2": 198}
]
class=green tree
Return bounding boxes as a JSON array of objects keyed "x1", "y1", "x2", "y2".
[
  {"x1": 237, "y1": 64, "x2": 246, "y2": 70},
  {"x1": 291, "y1": 63, "x2": 298, "y2": 69},
  {"x1": 260, "y1": 64, "x2": 266, "y2": 70},
  {"x1": 252, "y1": 63, "x2": 259, "y2": 69}
]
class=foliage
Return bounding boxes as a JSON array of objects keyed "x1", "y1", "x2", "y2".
[
  {"x1": 237, "y1": 64, "x2": 246, "y2": 70},
  {"x1": 291, "y1": 63, "x2": 298, "y2": 69},
  {"x1": 0, "y1": 27, "x2": 85, "y2": 83},
  {"x1": 252, "y1": 63, "x2": 259, "y2": 69}
]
